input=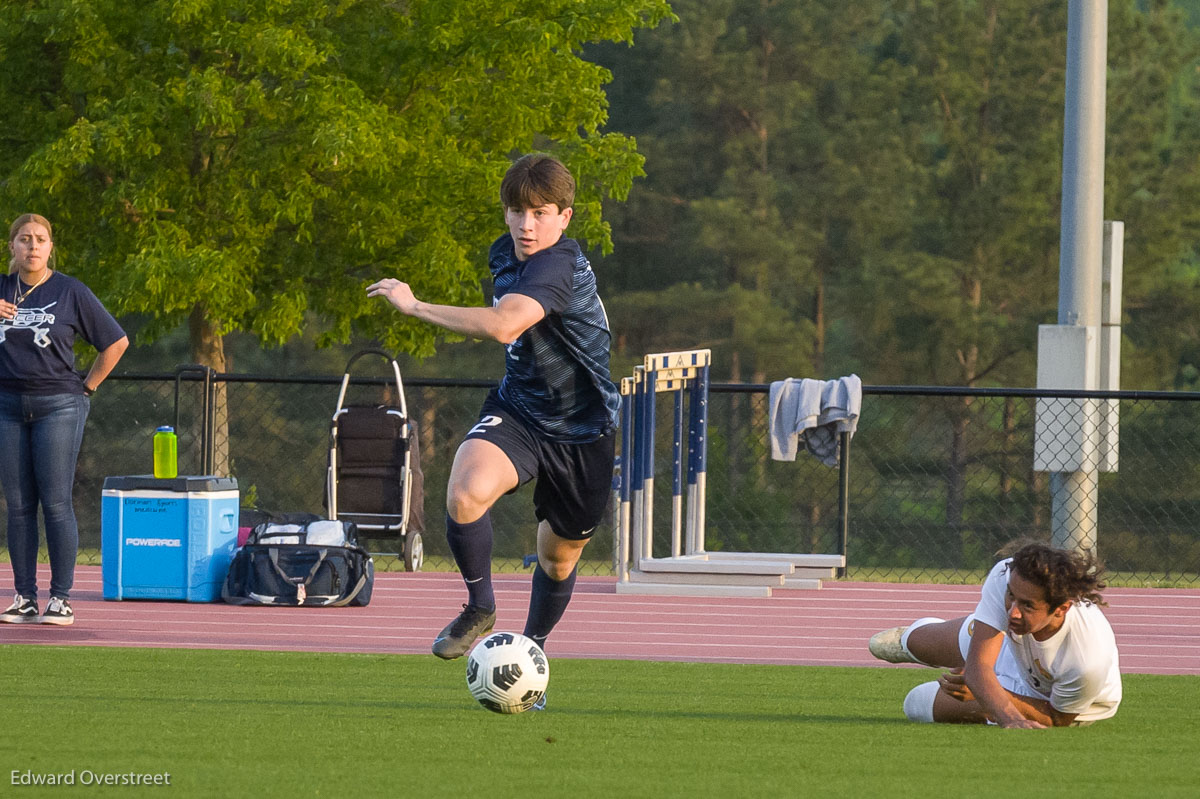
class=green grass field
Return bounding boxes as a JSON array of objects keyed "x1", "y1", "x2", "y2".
[{"x1": 2, "y1": 646, "x2": 1197, "y2": 798}]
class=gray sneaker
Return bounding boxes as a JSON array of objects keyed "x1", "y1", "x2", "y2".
[
  {"x1": 432, "y1": 604, "x2": 496, "y2": 660},
  {"x1": 0, "y1": 594, "x2": 39, "y2": 624},
  {"x1": 868, "y1": 626, "x2": 921, "y2": 664},
  {"x1": 41, "y1": 597, "x2": 74, "y2": 626}
]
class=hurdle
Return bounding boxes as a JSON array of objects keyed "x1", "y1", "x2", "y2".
[
  {"x1": 614, "y1": 349, "x2": 845, "y2": 596},
  {"x1": 616, "y1": 349, "x2": 711, "y2": 582}
]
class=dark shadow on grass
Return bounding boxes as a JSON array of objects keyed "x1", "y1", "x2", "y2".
[
  {"x1": 18, "y1": 692, "x2": 469, "y2": 714},
  {"x1": 23, "y1": 691, "x2": 907, "y2": 724},
  {"x1": 551, "y1": 707, "x2": 907, "y2": 725}
]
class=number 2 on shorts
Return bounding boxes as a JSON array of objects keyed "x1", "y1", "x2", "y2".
[{"x1": 468, "y1": 415, "x2": 503, "y2": 436}]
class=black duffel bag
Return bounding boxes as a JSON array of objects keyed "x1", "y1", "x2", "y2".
[{"x1": 222, "y1": 518, "x2": 374, "y2": 607}]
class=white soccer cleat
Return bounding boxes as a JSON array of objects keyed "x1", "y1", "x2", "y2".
[{"x1": 868, "y1": 626, "x2": 922, "y2": 664}]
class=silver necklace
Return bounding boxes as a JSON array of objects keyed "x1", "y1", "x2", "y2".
[{"x1": 13, "y1": 270, "x2": 50, "y2": 306}]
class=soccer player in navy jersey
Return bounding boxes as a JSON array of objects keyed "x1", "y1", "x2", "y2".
[{"x1": 368, "y1": 154, "x2": 620, "y2": 676}]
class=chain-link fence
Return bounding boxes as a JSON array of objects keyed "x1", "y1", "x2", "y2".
[
  {"x1": 702, "y1": 385, "x2": 1200, "y2": 585},
  {"x1": 9, "y1": 371, "x2": 1200, "y2": 585},
  {"x1": 846, "y1": 387, "x2": 1200, "y2": 585}
]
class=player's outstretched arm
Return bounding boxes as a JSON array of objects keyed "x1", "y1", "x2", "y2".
[
  {"x1": 962, "y1": 623, "x2": 1047, "y2": 729},
  {"x1": 367, "y1": 279, "x2": 545, "y2": 343},
  {"x1": 939, "y1": 669, "x2": 1077, "y2": 727}
]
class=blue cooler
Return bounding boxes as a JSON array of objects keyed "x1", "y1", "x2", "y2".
[{"x1": 101, "y1": 476, "x2": 240, "y2": 601}]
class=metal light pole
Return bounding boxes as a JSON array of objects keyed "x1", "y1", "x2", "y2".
[{"x1": 1036, "y1": 0, "x2": 1108, "y2": 554}]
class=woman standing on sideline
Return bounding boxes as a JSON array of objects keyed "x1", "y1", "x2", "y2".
[{"x1": 0, "y1": 214, "x2": 128, "y2": 625}]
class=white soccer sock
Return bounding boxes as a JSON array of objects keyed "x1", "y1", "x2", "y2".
[
  {"x1": 903, "y1": 681, "x2": 940, "y2": 723},
  {"x1": 899, "y1": 616, "x2": 945, "y2": 666}
]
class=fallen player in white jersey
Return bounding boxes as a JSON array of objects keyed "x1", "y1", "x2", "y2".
[{"x1": 869, "y1": 541, "x2": 1122, "y2": 728}]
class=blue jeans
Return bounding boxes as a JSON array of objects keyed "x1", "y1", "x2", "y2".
[{"x1": 0, "y1": 391, "x2": 90, "y2": 600}]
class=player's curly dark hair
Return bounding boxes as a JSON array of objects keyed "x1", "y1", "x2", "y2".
[{"x1": 1002, "y1": 540, "x2": 1108, "y2": 608}]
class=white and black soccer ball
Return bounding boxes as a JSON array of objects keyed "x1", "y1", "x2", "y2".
[{"x1": 465, "y1": 632, "x2": 549, "y2": 714}]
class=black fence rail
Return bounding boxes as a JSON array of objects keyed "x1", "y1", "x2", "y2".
[{"x1": 9, "y1": 370, "x2": 1199, "y2": 586}]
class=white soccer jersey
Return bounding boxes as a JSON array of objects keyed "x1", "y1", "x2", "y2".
[{"x1": 971, "y1": 558, "x2": 1122, "y2": 722}]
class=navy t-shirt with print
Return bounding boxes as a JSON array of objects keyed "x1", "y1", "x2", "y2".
[
  {"x1": 0, "y1": 272, "x2": 126, "y2": 395},
  {"x1": 488, "y1": 234, "x2": 619, "y2": 443}
]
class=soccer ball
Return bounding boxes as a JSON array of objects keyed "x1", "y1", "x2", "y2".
[{"x1": 465, "y1": 632, "x2": 549, "y2": 714}]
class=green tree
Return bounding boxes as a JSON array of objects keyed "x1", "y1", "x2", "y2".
[
  {"x1": 855, "y1": 1, "x2": 1200, "y2": 390},
  {"x1": 0, "y1": 0, "x2": 672, "y2": 364},
  {"x1": 593, "y1": 0, "x2": 912, "y2": 536},
  {"x1": 598, "y1": 0, "x2": 1200, "y2": 389},
  {"x1": 0, "y1": 0, "x2": 671, "y2": 472},
  {"x1": 596, "y1": 0, "x2": 1200, "y2": 560},
  {"x1": 852, "y1": 0, "x2": 1200, "y2": 557},
  {"x1": 597, "y1": 0, "x2": 907, "y2": 384},
  {"x1": 1105, "y1": 0, "x2": 1200, "y2": 389}
]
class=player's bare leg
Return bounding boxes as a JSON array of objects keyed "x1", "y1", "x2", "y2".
[
  {"x1": 904, "y1": 616, "x2": 969, "y2": 668},
  {"x1": 931, "y1": 690, "x2": 991, "y2": 723},
  {"x1": 903, "y1": 680, "x2": 991, "y2": 724},
  {"x1": 446, "y1": 439, "x2": 519, "y2": 523},
  {"x1": 870, "y1": 615, "x2": 968, "y2": 667},
  {"x1": 535, "y1": 520, "x2": 588, "y2": 580}
]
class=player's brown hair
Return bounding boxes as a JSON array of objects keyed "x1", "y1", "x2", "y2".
[
  {"x1": 8, "y1": 213, "x2": 54, "y2": 273},
  {"x1": 500, "y1": 154, "x2": 575, "y2": 212},
  {"x1": 1004, "y1": 540, "x2": 1107, "y2": 608}
]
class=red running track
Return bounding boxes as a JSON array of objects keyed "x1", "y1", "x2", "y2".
[{"x1": 2, "y1": 566, "x2": 1197, "y2": 676}]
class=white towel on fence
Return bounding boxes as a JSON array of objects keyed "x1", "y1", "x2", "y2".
[{"x1": 768, "y1": 375, "x2": 862, "y2": 466}]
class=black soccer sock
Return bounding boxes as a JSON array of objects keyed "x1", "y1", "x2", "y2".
[
  {"x1": 523, "y1": 562, "x2": 577, "y2": 653},
  {"x1": 445, "y1": 512, "x2": 495, "y2": 611}
]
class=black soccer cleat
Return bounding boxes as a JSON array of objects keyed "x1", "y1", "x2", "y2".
[{"x1": 431, "y1": 603, "x2": 496, "y2": 660}]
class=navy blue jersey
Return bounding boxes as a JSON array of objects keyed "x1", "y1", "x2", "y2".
[
  {"x1": 488, "y1": 234, "x2": 619, "y2": 443},
  {"x1": 0, "y1": 271, "x2": 126, "y2": 395}
]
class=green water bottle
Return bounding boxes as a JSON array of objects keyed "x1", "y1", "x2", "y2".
[{"x1": 153, "y1": 426, "x2": 178, "y2": 479}]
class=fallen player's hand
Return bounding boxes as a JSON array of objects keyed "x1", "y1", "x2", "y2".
[
  {"x1": 999, "y1": 716, "x2": 1048, "y2": 730},
  {"x1": 937, "y1": 668, "x2": 976, "y2": 703}
]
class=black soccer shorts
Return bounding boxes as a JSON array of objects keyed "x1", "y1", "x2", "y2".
[{"x1": 464, "y1": 392, "x2": 616, "y2": 540}]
